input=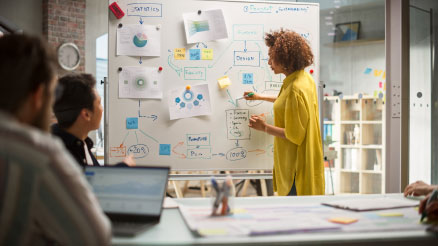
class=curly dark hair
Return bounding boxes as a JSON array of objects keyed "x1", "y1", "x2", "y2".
[{"x1": 265, "y1": 29, "x2": 314, "y2": 73}]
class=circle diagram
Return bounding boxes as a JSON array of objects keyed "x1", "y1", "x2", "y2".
[
  {"x1": 133, "y1": 33, "x2": 148, "y2": 47},
  {"x1": 134, "y1": 76, "x2": 147, "y2": 90}
]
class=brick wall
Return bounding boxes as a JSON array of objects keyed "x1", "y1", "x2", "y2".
[{"x1": 42, "y1": 0, "x2": 85, "y2": 73}]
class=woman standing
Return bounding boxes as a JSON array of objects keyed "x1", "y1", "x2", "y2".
[{"x1": 244, "y1": 29, "x2": 324, "y2": 196}]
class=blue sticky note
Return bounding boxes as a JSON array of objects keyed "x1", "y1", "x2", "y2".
[
  {"x1": 364, "y1": 68, "x2": 372, "y2": 75},
  {"x1": 189, "y1": 49, "x2": 201, "y2": 60},
  {"x1": 159, "y1": 144, "x2": 171, "y2": 155},
  {"x1": 126, "y1": 117, "x2": 138, "y2": 129},
  {"x1": 242, "y1": 73, "x2": 254, "y2": 84}
]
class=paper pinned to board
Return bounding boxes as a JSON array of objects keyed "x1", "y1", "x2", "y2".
[
  {"x1": 168, "y1": 83, "x2": 212, "y2": 120},
  {"x1": 117, "y1": 24, "x2": 161, "y2": 56},
  {"x1": 119, "y1": 66, "x2": 163, "y2": 99},
  {"x1": 183, "y1": 9, "x2": 228, "y2": 44}
]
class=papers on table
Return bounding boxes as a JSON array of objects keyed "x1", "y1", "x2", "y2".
[
  {"x1": 119, "y1": 66, "x2": 163, "y2": 99},
  {"x1": 183, "y1": 9, "x2": 228, "y2": 44},
  {"x1": 117, "y1": 24, "x2": 161, "y2": 56},
  {"x1": 179, "y1": 204, "x2": 341, "y2": 237},
  {"x1": 322, "y1": 197, "x2": 419, "y2": 211},
  {"x1": 179, "y1": 202, "x2": 427, "y2": 237},
  {"x1": 168, "y1": 84, "x2": 212, "y2": 120}
]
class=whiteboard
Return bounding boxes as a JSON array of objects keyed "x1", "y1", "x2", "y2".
[{"x1": 107, "y1": 0, "x2": 319, "y2": 171}]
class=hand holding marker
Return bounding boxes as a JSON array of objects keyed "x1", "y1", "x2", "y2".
[
  {"x1": 235, "y1": 92, "x2": 254, "y2": 106},
  {"x1": 420, "y1": 189, "x2": 438, "y2": 222}
]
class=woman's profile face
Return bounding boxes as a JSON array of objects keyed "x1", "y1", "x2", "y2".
[{"x1": 268, "y1": 48, "x2": 284, "y2": 75}]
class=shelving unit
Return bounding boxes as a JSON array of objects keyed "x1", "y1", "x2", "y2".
[{"x1": 323, "y1": 95, "x2": 385, "y2": 194}]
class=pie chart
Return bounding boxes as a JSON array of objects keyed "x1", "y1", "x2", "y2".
[{"x1": 133, "y1": 33, "x2": 148, "y2": 47}]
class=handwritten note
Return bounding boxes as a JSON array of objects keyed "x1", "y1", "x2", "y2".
[
  {"x1": 174, "y1": 48, "x2": 186, "y2": 60},
  {"x1": 201, "y1": 49, "x2": 213, "y2": 60}
]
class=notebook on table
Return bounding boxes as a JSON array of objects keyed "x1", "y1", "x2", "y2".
[
  {"x1": 322, "y1": 197, "x2": 419, "y2": 212},
  {"x1": 84, "y1": 166, "x2": 170, "y2": 237}
]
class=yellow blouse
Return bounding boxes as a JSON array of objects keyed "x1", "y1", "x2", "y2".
[{"x1": 272, "y1": 70, "x2": 324, "y2": 196}]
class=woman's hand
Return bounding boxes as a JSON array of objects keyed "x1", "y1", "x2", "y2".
[
  {"x1": 123, "y1": 154, "x2": 136, "y2": 167},
  {"x1": 248, "y1": 114, "x2": 267, "y2": 132},
  {"x1": 243, "y1": 91, "x2": 262, "y2": 101},
  {"x1": 404, "y1": 180, "x2": 434, "y2": 196}
]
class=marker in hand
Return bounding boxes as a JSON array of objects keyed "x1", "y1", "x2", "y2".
[{"x1": 236, "y1": 92, "x2": 254, "y2": 101}]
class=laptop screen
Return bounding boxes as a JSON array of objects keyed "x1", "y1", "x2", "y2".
[{"x1": 84, "y1": 166, "x2": 169, "y2": 216}]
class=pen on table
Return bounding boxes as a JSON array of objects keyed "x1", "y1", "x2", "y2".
[
  {"x1": 236, "y1": 92, "x2": 254, "y2": 101},
  {"x1": 420, "y1": 189, "x2": 438, "y2": 222}
]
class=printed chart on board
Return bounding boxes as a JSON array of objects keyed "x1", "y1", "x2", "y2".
[{"x1": 107, "y1": 0, "x2": 319, "y2": 170}]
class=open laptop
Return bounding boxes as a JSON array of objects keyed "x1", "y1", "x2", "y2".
[{"x1": 84, "y1": 166, "x2": 170, "y2": 237}]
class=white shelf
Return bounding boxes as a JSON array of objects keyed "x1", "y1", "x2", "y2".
[
  {"x1": 362, "y1": 145, "x2": 383, "y2": 149},
  {"x1": 340, "y1": 121, "x2": 360, "y2": 124},
  {"x1": 323, "y1": 96, "x2": 385, "y2": 195},
  {"x1": 340, "y1": 145, "x2": 361, "y2": 149},
  {"x1": 340, "y1": 169, "x2": 360, "y2": 173},
  {"x1": 362, "y1": 121, "x2": 382, "y2": 124},
  {"x1": 362, "y1": 170, "x2": 383, "y2": 174}
]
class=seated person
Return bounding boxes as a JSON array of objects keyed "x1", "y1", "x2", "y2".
[
  {"x1": 52, "y1": 73, "x2": 134, "y2": 167},
  {"x1": 404, "y1": 180, "x2": 438, "y2": 222},
  {"x1": 0, "y1": 34, "x2": 111, "y2": 245},
  {"x1": 404, "y1": 180, "x2": 438, "y2": 197}
]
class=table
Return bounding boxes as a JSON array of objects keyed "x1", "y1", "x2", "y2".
[{"x1": 112, "y1": 194, "x2": 438, "y2": 245}]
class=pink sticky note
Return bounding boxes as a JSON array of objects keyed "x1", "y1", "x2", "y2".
[{"x1": 379, "y1": 82, "x2": 382, "y2": 88}]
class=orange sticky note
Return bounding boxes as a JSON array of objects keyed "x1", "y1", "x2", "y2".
[
  {"x1": 329, "y1": 217, "x2": 358, "y2": 224},
  {"x1": 174, "y1": 48, "x2": 186, "y2": 60}
]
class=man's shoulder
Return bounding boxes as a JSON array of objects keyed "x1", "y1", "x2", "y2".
[{"x1": 0, "y1": 115, "x2": 80, "y2": 172}]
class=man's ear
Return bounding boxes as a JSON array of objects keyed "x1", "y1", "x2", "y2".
[
  {"x1": 80, "y1": 108, "x2": 92, "y2": 121},
  {"x1": 31, "y1": 84, "x2": 45, "y2": 112}
]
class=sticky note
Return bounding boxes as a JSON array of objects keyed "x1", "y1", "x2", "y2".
[
  {"x1": 242, "y1": 73, "x2": 254, "y2": 84},
  {"x1": 374, "y1": 90, "x2": 378, "y2": 98},
  {"x1": 201, "y1": 48, "x2": 213, "y2": 60},
  {"x1": 364, "y1": 67, "x2": 372, "y2": 75},
  {"x1": 379, "y1": 82, "x2": 382, "y2": 88},
  {"x1": 329, "y1": 217, "x2": 358, "y2": 224},
  {"x1": 189, "y1": 49, "x2": 201, "y2": 60},
  {"x1": 217, "y1": 75, "x2": 232, "y2": 89},
  {"x1": 159, "y1": 144, "x2": 171, "y2": 155},
  {"x1": 374, "y1": 70, "x2": 383, "y2": 77},
  {"x1": 126, "y1": 117, "x2": 138, "y2": 129},
  {"x1": 174, "y1": 48, "x2": 186, "y2": 60},
  {"x1": 378, "y1": 213, "x2": 404, "y2": 217}
]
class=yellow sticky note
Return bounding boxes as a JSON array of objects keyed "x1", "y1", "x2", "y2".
[
  {"x1": 201, "y1": 48, "x2": 213, "y2": 60},
  {"x1": 174, "y1": 48, "x2": 186, "y2": 60},
  {"x1": 373, "y1": 90, "x2": 378, "y2": 98},
  {"x1": 217, "y1": 75, "x2": 232, "y2": 89},
  {"x1": 378, "y1": 212, "x2": 404, "y2": 217},
  {"x1": 329, "y1": 217, "x2": 358, "y2": 224}
]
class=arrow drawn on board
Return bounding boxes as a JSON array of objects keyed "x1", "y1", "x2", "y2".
[
  {"x1": 167, "y1": 55, "x2": 182, "y2": 76},
  {"x1": 139, "y1": 17, "x2": 144, "y2": 24},
  {"x1": 121, "y1": 132, "x2": 130, "y2": 145},
  {"x1": 224, "y1": 66, "x2": 232, "y2": 75},
  {"x1": 138, "y1": 100, "x2": 158, "y2": 121},
  {"x1": 235, "y1": 140, "x2": 239, "y2": 147},
  {"x1": 226, "y1": 89, "x2": 238, "y2": 107},
  {"x1": 139, "y1": 129, "x2": 159, "y2": 143},
  {"x1": 172, "y1": 141, "x2": 187, "y2": 159},
  {"x1": 248, "y1": 149, "x2": 266, "y2": 155},
  {"x1": 139, "y1": 56, "x2": 143, "y2": 64}
]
